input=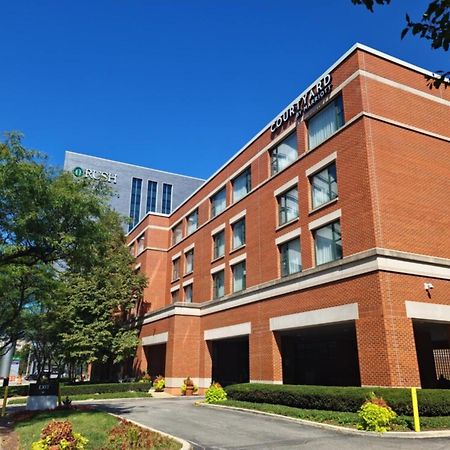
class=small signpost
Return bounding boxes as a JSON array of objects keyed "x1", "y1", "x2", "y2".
[{"x1": 27, "y1": 379, "x2": 59, "y2": 411}]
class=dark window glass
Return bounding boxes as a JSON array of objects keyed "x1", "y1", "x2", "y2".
[
  {"x1": 146, "y1": 180, "x2": 157, "y2": 213},
  {"x1": 129, "y1": 177, "x2": 142, "y2": 231},
  {"x1": 162, "y1": 183, "x2": 173, "y2": 214}
]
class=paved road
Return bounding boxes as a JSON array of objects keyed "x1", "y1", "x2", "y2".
[{"x1": 93, "y1": 398, "x2": 450, "y2": 450}]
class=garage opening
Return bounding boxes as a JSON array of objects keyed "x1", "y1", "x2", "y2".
[
  {"x1": 413, "y1": 320, "x2": 450, "y2": 388},
  {"x1": 144, "y1": 343, "x2": 166, "y2": 378},
  {"x1": 211, "y1": 336, "x2": 249, "y2": 387},
  {"x1": 280, "y1": 322, "x2": 360, "y2": 386}
]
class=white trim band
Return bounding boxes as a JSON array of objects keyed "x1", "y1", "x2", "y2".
[
  {"x1": 211, "y1": 263, "x2": 225, "y2": 274},
  {"x1": 183, "y1": 243, "x2": 195, "y2": 253},
  {"x1": 170, "y1": 285, "x2": 180, "y2": 293},
  {"x1": 141, "y1": 332, "x2": 169, "y2": 346},
  {"x1": 274, "y1": 177, "x2": 299, "y2": 197},
  {"x1": 308, "y1": 209, "x2": 341, "y2": 230},
  {"x1": 211, "y1": 223, "x2": 226, "y2": 235},
  {"x1": 204, "y1": 322, "x2": 251, "y2": 341},
  {"x1": 270, "y1": 303, "x2": 359, "y2": 331},
  {"x1": 306, "y1": 152, "x2": 337, "y2": 177},
  {"x1": 405, "y1": 301, "x2": 450, "y2": 323},
  {"x1": 171, "y1": 251, "x2": 181, "y2": 261},
  {"x1": 182, "y1": 278, "x2": 193, "y2": 287},
  {"x1": 275, "y1": 228, "x2": 301, "y2": 246},
  {"x1": 230, "y1": 253, "x2": 247, "y2": 266},
  {"x1": 229, "y1": 209, "x2": 247, "y2": 224}
]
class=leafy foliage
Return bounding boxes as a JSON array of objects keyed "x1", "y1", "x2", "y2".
[
  {"x1": 153, "y1": 376, "x2": 165, "y2": 392},
  {"x1": 31, "y1": 420, "x2": 88, "y2": 450},
  {"x1": 205, "y1": 382, "x2": 227, "y2": 403},
  {"x1": 357, "y1": 395, "x2": 397, "y2": 432}
]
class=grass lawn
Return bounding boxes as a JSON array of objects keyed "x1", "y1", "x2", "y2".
[
  {"x1": 215, "y1": 400, "x2": 450, "y2": 431},
  {"x1": 14, "y1": 409, "x2": 117, "y2": 449},
  {"x1": 8, "y1": 391, "x2": 152, "y2": 405}
]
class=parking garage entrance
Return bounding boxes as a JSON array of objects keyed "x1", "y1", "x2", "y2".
[
  {"x1": 413, "y1": 320, "x2": 450, "y2": 388},
  {"x1": 280, "y1": 322, "x2": 360, "y2": 386},
  {"x1": 144, "y1": 343, "x2": 166, "y2": 379},
  {"x1": 211, "y1": 336, "x2": 249, "y2": 387}
]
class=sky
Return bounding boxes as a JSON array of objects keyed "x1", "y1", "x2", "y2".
[{"x1": 0, "y1": 0, "x2": 447, "y2": 179}]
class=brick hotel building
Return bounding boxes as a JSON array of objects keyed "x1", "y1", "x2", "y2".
[{"x1": 126, "y1": 44, "x2": 450, "y2": 393}]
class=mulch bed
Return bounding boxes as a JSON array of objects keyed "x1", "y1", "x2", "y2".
[{"x1": 0, "y1": 416, "x2": 19, "y2": 450}]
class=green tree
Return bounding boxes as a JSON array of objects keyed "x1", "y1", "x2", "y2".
[{"x1": 352, "y1": 0, "x2": 450, "y2": 87}]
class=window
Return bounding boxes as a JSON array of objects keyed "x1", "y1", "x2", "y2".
[
  {"x1": 137, "y1": 234, "x2": 145, "y2": 253},
  {"x1": 279, "y1": 238, "x2": 301, "y2": 277},
  {"x1": 232, "y1": 218, "x2": 245, "y2": 249},
  {"x1": 311, "y1": 163, "x2": 337, "y2": 209},
  {"x1": 270, "y1": 133, "x2": 297, "y2": 175},
  {"x1": 162, "y1": 183, "x2": 173, "y2": 214},
  {"x1": 185, "y1": 249, "x2": 194, "y2": 274},
  {"x1": 315, "y1": 221, "x2": 342, "y2": 265},
  {"x1": 187, "y1": 209, "x2": 198, "y2": 234},
  {"x1": 146, "y1": 180, "x2": 157, "y2": 213},
  {"x1": 172, "y1": 257, "x2": 180, "y2": 280},
  {"x1": 278, "y1": 187, "x2": 299, "y2": 225},
  {"x1": 212, "y1": 270, "x2": 225, "y2": 299},
  {"x1": 171, "y1": 289, "x2": 180, "y2": 303},
  {"x1": 232, "y1": 168, "x2": 251, "y2": 202},
  {"x1": 211, "y1": 188, "x2": 226, "y2": 217},
  {"x1": 232, "y1": 261, "x2": 246, "y2": 293},
  {"x1": 213, "y1": 230, "x2": 225, "y2": 259},
  {"x1": 172, "y1": 223, "x2": 183, "y2": 245},
  {"x1": 128, "y1": 177, "x2": 142, "y2": 231},
  {"x1": 308, "y1": 96, "x2": 344, "y2": 149},
  {"x1": 184, "y1": 284, "x2": 193, "y2": 303}
]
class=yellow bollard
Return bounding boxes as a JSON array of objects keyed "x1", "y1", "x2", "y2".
[
  {"x1": 411, "y1": 387, "x2": 421, "y2": 432},
  {"x1": 1, "y1": 378, "x2": 9, "y2": 417}
]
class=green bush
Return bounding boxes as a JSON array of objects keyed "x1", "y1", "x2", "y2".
[
  {"x1": 357, "y1": 395, "x2": 397, "y2": 432},
  {"x1": 153, "y1": 376, "x2": 165, "y2": 392},
  {"x1": 205, "y1": 383, "x2": 227, "y2": 403},
  {"x1": 225, "y1": 383, "x2": 450, "y2": 416}
]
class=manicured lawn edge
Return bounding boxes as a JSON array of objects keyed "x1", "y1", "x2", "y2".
[{"x1": 205, "y1": 400, "x2": 450, "y2": 435}]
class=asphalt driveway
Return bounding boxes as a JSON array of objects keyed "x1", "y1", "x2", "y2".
[{"x1": 92, "y1": 398, "x2": 450, "y2": 450}]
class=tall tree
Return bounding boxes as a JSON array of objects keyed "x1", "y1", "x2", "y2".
[{"x1": 352, "y1": 0, "x2": 450, "y2": 87}]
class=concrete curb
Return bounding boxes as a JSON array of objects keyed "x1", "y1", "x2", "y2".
[
  {"x1": 109, "y1": 413, "x2": 192, "y2": 450},
  {"x1": 198, "y1": 402, "x2": 450, "y2": 439}
]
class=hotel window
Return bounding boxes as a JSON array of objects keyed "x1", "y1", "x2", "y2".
[
  {"x1": 232, "y1": 168, "x2": 251, "y2": 202},
  {"x1": 172, "y1": 223, "x2": 183, "y2": 245},
  {"x1": 137, "y1": 234, "x2": 145, "y2": 253},
  {"x1": 146, "y1": 180, "x2": 157, "y2": 213},
  {"x1": 210, "y1": 188, "x2": 226, "y2": 217},
  {"x1": 232, "y1": 261, "x2": 246, "y2": 293},
  {"x1": 270, "y1": 133, "x2": 297, "y2": 175},
  {"x1": 232, "y1": 218, "x2": 245, "y2": 250},
  {"x1": 187, "y1": 209, "x2": 198, "y2": 234},
  {"x1": 171, "y1": 289, "x2": 180, "y2": 303},
  {"x1": 212, "y1": 270, "x2": 225, "y2": 299},
  {"x1": 162, "y1": 183, "x2": 173, "y2": 214},
  {"x1": 184, "y1": 284, "x2": 193, "y2": 303},
  {"x1": 213, "y1": 230, "x2": 225, "y2": 259},
  {"x1": 278, "y1": 187, "x2": 299, "y2": 225},
  {"x1": 128, "y1": 177, "x2": 142, "y2": 231},
  {"x1": 311, "y1": 163, "x2": 337, "y2": 209},
  {"x1": 315, "y1": 221, "x2": 342, "y2": 265},
  {"x1": 172, "y1": 257, "x2": 180, "y2": 280},
  {"x1": 185, "y1": 249, "x2": 194, "y2": 274},
  {"x1": 308, "y1": 96, "x2": 344, "y2": 149},
  {"x1": 279, "y1": 238, "x2": 301, "y2": 277}
]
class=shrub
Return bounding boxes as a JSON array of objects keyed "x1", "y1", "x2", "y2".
[
  {"x1": 205, "y1": 382, "x2": 227, "y2": 403},
  {"x1": 180, "y1": 377, "x2": 198, "y2": 395},
  {"x1": 224, "y1": 383, "x2": 450, "y2": 416},
  {"x1": 139, "y1": 372, "x2": 152, "y2": 384},
  {"x1": 31, "y1": 420, "x2": 88, "y2": 450},
  {"x1": 153, "y1": 376, "x2": 165, "y2": 392},
  {"x1": 357, "y1": 395, "x2": 397, "y2": 433}
]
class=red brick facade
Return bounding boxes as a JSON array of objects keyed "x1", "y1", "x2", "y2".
[{"x1": 127, "y1": 44, "x2": 450, "y2": 393}]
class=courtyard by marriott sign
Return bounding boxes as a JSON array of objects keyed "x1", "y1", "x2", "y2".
[
  {"x1": 72, "y1": 166, "x2": 118, "y2": 184},
  {"x1": 270, "y1": 73, "x2": 333, "y2": 134}
]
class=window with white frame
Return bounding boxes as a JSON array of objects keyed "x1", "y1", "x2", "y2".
[
  {"x1": 314, "y1": 220, "x2": 342, "y2": 265},
  {"x1": 137, "y1": 233, "x2": 145, "y2": 253},
  {"x1": 308, "y1": 96, "x2": 344, "y2": 149},
  {"x1": 172, "y1": 223, "x2": 183, "y2": 245},
  {"x1": 232, "y1": 218, "x2": 245, "y2": 249},
  {"x1": 162, "y1": 183, "x2": 173, "y2": 214},
  {"x1": 213, "y1": 230, "x2": 225, "y2": 259},
  {"x1": 185, "y1": 249, "x2": 194, "y2": 274},
  {"x1": 212, "y1": 270, "x2": 225, "y2": 299},
  {"x1": 211, "y1": 188, "x2": 226, "y2": 217},
  {"x1": 172, "y1": 257, "x2": 180, "y2": 280},
  {"x1": 232, "y1": 168, "x2": 251, "y2": 202},
  {"x1": 186, "y1": 209, "x2": 198, "y2": 234},
  {"x1": 232, "y1": 261, "x2": 246, "y2": 293},
  {"x1": 171, "y1": 289, "x2": 180, "y2": 303},
  {"x1": 270, "y1": 133, "x2": 298, "y2": 175},
  {"x1": 277, "y1": 187, "x2": 298, "y2": 225},
  {"x1": 311, "y1": 163, "x2": 337, "y2": 209},
  {"x1": 279, "y1": 238, "x2": 301, "y2": 277},
  {"x1": 184, "y1": 284, "x2": 193, "y2": 303}
]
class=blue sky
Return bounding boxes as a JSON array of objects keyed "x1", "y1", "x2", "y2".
[{"x1": 0, "y1": 0, "x2": 447, "y2": 179}]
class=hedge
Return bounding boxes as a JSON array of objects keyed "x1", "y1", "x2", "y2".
[
  {"x1": 225, "y1": 383, "x2": 450, "y2": 417},
  {"x1": 0, "y1": 382, "x2": 149, "y2": 398}
]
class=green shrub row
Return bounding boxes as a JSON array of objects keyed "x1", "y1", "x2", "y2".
[
  {"x1": 1, "y1": 382, "x2": 149, "y2": 398},
  {"x1": 225, "y1": 383, "x2": 450, "y2": 417}
]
